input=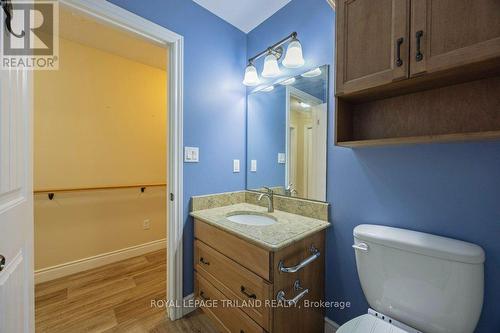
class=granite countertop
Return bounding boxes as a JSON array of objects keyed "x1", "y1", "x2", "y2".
[{"x1": 190, "y1": 203, "x2": 330, "y2": 251}]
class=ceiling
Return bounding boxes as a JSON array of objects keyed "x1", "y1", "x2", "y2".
[
  {"x1": 59, "y1": 7, "x2": 167, "y2": 70},
  {"x1": 192, "y1": 0, "x2": 292, "y2": 33}
]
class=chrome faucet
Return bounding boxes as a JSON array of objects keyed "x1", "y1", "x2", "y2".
[
  {"x1": 258, "y1": 187, "x2": 274, "y2": 213},
  {"x1": 285, "y1": 183, "x2": 298, "y2": 197}
]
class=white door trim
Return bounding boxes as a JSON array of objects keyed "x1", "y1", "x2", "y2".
[{"x1": 58, "y1": 0, "x2": 185, "y2": 321}]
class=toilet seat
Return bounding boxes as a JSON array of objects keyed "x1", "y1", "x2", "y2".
[{"x1": 337, "y1": 314, "x2": 408, "y2": 333}]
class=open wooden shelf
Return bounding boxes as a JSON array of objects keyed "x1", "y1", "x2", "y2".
[
  {"x1": 337, "y1": 131, "x2": 500, "y2": 148},
  {"x1": 335, "y1": 76, "x2": 500, "y2": 148}
]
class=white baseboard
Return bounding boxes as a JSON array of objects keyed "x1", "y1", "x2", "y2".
[
  {"x1": 325, "y1": 316, "x2": 340, "y2": 333},
  {"x1": 182, "y1": 293, "x2": 197, "y2": 316},
  {"x1": 35, "y1": 238, "x2": 167, "y2": 284}
]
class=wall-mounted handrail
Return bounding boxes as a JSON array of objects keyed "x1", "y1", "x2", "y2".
[{"x1": 34, "y1": 183, "x2": 166, "y2": 200}]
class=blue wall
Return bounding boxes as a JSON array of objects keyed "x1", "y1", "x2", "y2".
[
  {"x1": 106, "y1": 1, "x2": 499, "y2": 331},
  {"x1": 247, "y1": 87, "x2": 286, "y2": 189},
  {"x1": 247, "y1": 0, "x2": 500, "y2": 332},
  {"x1": 107, "y1": 0, "x2": 247, "y2": 296}
]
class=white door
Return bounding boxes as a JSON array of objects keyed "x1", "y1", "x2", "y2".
[{"x1": 0, "y1": 68, "x2": 34, "y2": 333}]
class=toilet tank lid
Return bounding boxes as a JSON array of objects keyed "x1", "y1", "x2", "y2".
[{"x1": 354, "y1": 224, "x2": 485, "y2": 264}]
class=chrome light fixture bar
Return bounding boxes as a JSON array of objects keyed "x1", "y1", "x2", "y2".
[{"x1": 243, "y1": 32, "x2": 305, "y2": 86}]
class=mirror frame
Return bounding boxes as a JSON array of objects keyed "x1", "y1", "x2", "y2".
[{"x1": 245, "y1": 65, "x2": 330, "y2": 203}]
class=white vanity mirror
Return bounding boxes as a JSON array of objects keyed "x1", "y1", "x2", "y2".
[{"x1": 247, "y1": 65, "x2": 328, "y2": 201}]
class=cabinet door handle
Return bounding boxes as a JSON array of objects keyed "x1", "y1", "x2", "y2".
[
  {"x1": 415, "y1": 30, "x2": 424, "y2": 62},
  {"x1": 199, "y1": 257, "x2": 210, "y2": 266},
  {"x1": 240, "y1": 286, "x2": 257, "y2": 299},
  {"x1": 278, "y1": 245, "x2": 320, "y2": 273},
  {"x1": 396, "y1": 37, "x2": 404, "y2": 67},
  {"x1": 276, "y1": 281, "x2": 309, "y2": 306}
]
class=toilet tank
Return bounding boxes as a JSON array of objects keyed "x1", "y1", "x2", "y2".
[{"x1": 353, "y1": 225, "x2": 485, "y2": 333}]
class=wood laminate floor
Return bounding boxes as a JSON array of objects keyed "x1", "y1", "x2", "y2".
[{"x1": 35, "y1": 250, "x2": 218, "y2": 333}]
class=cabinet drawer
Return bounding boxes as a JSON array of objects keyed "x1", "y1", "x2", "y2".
[
  {"x1": 194, "y1": 219, "x2": 271, "y2": 280},
  {"x1": 196, "y1": 273, "x2": 266, "y2": 333},
  {"x1": 195, "y1": 240, "x2": 272, "y2": 331}
]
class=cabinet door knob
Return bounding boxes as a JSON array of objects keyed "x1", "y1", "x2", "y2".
[
  {"x1": 0, "y1": 255, "x2": 5, "y2": 272},
  {"x1": 199, "y1": 257, "x2": 210, "y2": 266},
  {"x1": 396, "y1": 37, "x2": 404, "y2": 67},
  {"x1": 415, "y1": 30, "x2": 424, "y2": 62}
]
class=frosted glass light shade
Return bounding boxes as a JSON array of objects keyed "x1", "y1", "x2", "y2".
[
  {"x1": 262, "y1": 54, "x2": 281, "y2": 78},
  {"x1": 283, "y1": 40, "x2": 305, "y2": 68},
  {"x1": 243, "y1": 64, "x2": 260, "y2": 86}
]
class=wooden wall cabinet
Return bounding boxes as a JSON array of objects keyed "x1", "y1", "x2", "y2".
[
  {"x1": 336, "y1": 0, "x2": 410, "y2": 95},
  {"x1": 194, "y1": 220, "x2": 325, "y2": 333},
  {"x1": 335, "y1": 0, "x2": 500, "y2": 147},
  {"x1": 336, "y1": 0, "x2": 500, "y2": 97},
  {"x1": 410, "y1": 0, "x2": 500, "y2": 77}
]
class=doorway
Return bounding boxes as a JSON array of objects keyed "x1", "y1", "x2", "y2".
[
  {"x1": 33, "y1": 6, "x2": 170, "y2": 331},
  {"x1": 0, "y1": 1, "x2": 186, "y2": 330}
]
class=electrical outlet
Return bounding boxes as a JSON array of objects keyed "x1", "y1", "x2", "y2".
[{"x1": 143, "y1": 219, "x2": 151, "y2": 230}]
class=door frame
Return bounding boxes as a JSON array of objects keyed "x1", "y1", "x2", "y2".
[{"x1": 58, "y1": 0, "x2": 185, "y2": 321}]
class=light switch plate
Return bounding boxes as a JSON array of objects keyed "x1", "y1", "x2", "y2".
[
  {"x1": 278, "y1": 153, "x2": 286, "y2": 164},
  {"x1": 184, "y1": 147, "x2": 199, "y2": 163},
  {"x1": 233, "y1": 159, "x2": 240, "y2": 173},
  {"x1": 251, "y1": 160, "x2": 257, "y2": 172}
]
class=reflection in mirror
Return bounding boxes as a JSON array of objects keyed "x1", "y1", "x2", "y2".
[{"x1": 247, "y1": 65, "x2": 328, "y2": 201}]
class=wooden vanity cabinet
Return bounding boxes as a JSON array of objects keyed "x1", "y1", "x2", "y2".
[
  {"x1": 194, "y1": 219, "x2": 326, "y2": 333},
  {"x1": 336, "y1": 0, "x2": 500, "y2": 97}
]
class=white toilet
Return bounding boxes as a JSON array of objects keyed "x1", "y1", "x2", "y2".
[{"x1": 337, "y1": 224, "x2": 485, "y2": 333}]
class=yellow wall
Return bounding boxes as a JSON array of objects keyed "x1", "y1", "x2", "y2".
[{"x1": 34, "y1": 37, "x2": 167, "y2": 270}]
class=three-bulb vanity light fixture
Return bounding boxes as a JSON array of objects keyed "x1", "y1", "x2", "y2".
[{"x1": 243, "y1": 32, "x2": 305, "y2": 86}]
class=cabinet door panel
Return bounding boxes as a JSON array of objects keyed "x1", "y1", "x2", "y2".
[
  {"x1": 411, "y1": 0, "x2": 500, "y2": 76},
  {"x1": 336, "y1": 0, "x2": 409, "y2": 95}
]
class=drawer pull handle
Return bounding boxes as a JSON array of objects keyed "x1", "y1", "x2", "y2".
[
  {"x1": 199, "y1": 257, "x2": 210, "y2": 266},
  {"x1": 240, "y1": 286, "x2": 257, "y2": 299},
  {"x1": 276, "y1": 280, "x2": 309, "y2": 306},
  {"x1": 278, "y1": 245, "x2": 320, "y2": 273},
  {"x1": 199, "y1": 291, "x2": 210, "y2": 301}
]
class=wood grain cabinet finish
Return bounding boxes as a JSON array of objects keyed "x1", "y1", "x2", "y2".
[
  {"x1": 195, "y1": 240, "x2": 273, "y2": 331},
  {"x1": 334, "y1": 0, "x2": 500, "y2": 147},
  {"x1": 197, "y1": 273, "x2": 266, "y2": 333},
  {"x1": 336, "y1": 0, "x2": 410, "y2": 95},
  {"x1": 336, "y1": 0, "x2": 500, "y2": 97},
  {"x1": 410, "y1": 0, "x2": 500, "y2": 77},
  {"x1": 194, "y1": 219, "x2": 326, "y2": 333}
]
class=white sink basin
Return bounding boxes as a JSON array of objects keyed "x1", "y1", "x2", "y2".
[{"x1": 226, "y1": 212, "x2": 276, "y2": 226}]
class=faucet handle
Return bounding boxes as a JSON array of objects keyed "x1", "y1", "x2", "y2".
[{"x1": 263, "y1": 186, "x2": 273, "y2": 195}]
